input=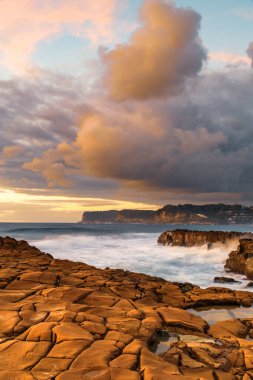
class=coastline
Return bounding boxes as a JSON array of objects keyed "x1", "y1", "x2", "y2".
[{"x1": 0, "y1": 236, "x2": 253, "y2": 378}]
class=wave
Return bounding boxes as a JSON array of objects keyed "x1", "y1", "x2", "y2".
[{"x1": 33, "y1": 232, "x2": 248, "y2": 290}]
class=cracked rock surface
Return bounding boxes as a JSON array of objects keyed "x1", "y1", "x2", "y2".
[{"x1": 1, "y1": 237, "x2": 253, "y2": 379}]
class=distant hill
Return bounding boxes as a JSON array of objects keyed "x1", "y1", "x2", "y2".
[{"x1": 80, "y1": 204, "x2": 253, "y2": 224}]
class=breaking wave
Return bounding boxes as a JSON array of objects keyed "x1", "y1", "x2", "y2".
[{"x1": 33, "y1": 232, "x2": 247, "y2": 289}]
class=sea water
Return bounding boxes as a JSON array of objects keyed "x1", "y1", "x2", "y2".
[{"x1": 1, "y1": 222, "x2": 253, "y2": 290}]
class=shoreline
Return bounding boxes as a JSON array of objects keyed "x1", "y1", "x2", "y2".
[{"x1": 0, "y1": 236, "x2": 253, "y2": 378}]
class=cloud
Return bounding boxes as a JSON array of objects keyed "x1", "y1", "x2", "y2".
[
  {"x1": 0, "y1": 70, "x2": 92, "y2": 190},
  {"x1": 0, "y1": 0, "x2": 116, "y2": 71},
  {"x1": 0, "y1": 187, "x2": 159, "y2": 222},
  {"x1": 101, "y1": 0, "x2": 206, "y2": 100},
  {"x1": 209, "y1": 51, "x2": 251, "y2": 67},
  {"x1": 247, "y1": 42, "x2": 253, "y2": 67},
  {"x1": 233, "y1": 8, "x2": 253, "y2": 21},
  {"x1": 24, "y1": 68, "x2": 253, "y2": 200},
  {"x1": 1, "y1": 145, "x2": 23, "y2": 158},
  {"x1": 2, "y1": 0, "x2": 253, "y2": 207}
]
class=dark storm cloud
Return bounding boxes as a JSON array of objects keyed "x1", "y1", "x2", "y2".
[{"x1": 0, "y1": 72, "x2": 86, "y2": 149}]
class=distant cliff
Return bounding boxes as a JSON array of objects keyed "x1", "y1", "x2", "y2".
[{"x1": 80, "y1": 204, "x2": 253, "y2": 224}]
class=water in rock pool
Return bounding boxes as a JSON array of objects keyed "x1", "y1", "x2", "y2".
[
  {"x1": 153, "y1": 305, "x2": 253, "y2": 354},
  {"x1": 1, "y1": 222, "x2": 253, "y2": 289}
]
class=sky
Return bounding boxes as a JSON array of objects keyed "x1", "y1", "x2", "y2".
[{"x1": 0, "y1": 0, "x2": 253, "y2": 222}]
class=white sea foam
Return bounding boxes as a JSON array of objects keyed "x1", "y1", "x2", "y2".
[{"x1": 33, "y1": 232, "x2": 248, "y2": 289}]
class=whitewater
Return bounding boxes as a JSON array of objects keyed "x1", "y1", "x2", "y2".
[{"x1": 1, "y1": 222, "x2": 253, "y2": 289}]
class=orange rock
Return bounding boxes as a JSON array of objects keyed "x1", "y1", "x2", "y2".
[
  {"x1": 48, "y1": 340, "x2": 90, "y2": 359},
  {"x1": 157, "y1": 306, "x2": 208, "y2": 333},
  {"x1": 110, "y1": 368, "x2": 140, "y2": 380},
  {"x1": 140, "y1": 347, "x2": 180, "y2": 376},
  {"x1": 53, "y1": 322, "x2": 94, "y2": 343},
  {"x1": 0, "y1": 340, "x2": 51, "y2": 370},
  {"x1": 71, "y1": 340, "x2": 120, "y2": 369},
  {"x1": 0, "y1": 311, "x2": 20, "y2": 336},
  {"x1": 0, "y1": 371, "x2": 35, "y2": 380},
  {"x1": 109, "y1": 354, "x2": 137, "y2": 369},
  {"x1": 81, "y1": 320, "x2": 107, "y2": 335},
  {"x1": 56, "y1": 368, "x2": 111, "y2": 380},
  {"x1": 17, "y1": 321, "x2": 57, "y2": 341},
  {"x1": 209, "y1": 319, "x2": 248, "y2": 339}
]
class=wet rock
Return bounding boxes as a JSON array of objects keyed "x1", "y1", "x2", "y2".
[
  {"x1": 226, "y1": 239, "x2": 253, "y2": 279},
  {"x1": 158, "y1": 229, "x2": 247, "y2": 247},
  {"x1": 209, "y1": 319, "x2": 248, "y2": 339},
  {"x1": 214, "y1": 277, "x2": 241, "y2": 284},
  {"x1": 157, "y1": 306, "x2": 208, "y2": 334}
]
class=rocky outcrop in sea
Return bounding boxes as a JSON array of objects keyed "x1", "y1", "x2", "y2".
[
  {"x1": 1, "y1": 236, "x2": 253, "y2": 378},
  {"x1": 157, "y1": 229, "x2": 252, "y2": 247},
  {"x1": 226, "y1": 239, "x2": 253, "y2": 280}
]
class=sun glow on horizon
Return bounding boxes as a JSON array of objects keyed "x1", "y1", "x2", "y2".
[{"x1": 0, "y1": 187, "x2": 160, "y2": 222}]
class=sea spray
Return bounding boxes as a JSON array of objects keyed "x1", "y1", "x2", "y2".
[{"x1": 33, "y1": 232, "x2": 247, "y2": 289}]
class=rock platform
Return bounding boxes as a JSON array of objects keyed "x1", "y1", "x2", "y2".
[{"x1": 1, "y1": 237, "x2": 253, "y2": 379}]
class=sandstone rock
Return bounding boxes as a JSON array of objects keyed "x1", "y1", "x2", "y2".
[
  {"x1": 48, "y1": 340, "x2": 90, "y2": 359},
  {"x1": 109, "y1": 353, "x2": 137, "y2": 369},
  {"x1": 140, "y1": 347, "x2": 181, "y2": 376},
  {"x1": 208, "y1": 319, "x2": 248, "y2": 339},
  {"x1": 0, "y1": 311, "x2": 20, "y2": 336},
  {"x1": 226, "y1": 239, "x2": 253, "y2": 280},
  {"x1": 70, "y1": 340, "x2": 120, "y2": 369},
  {"x1": 0, "y1": 372, "x2": 35, "y2": 380},
  {"x1": 157, "y1": 306, "x2": 208, "y2": 334},
  {"x1": 16, "y1": 321, "x2": 57, "y2": 341},
  {"x1": 110, "y1": 368, "x2": 140, "y2": 380},
  {"x1": 53, "y1": 322, "x2": 94, "y2": 343},
  {"x1": 32, "y1": 357, "x2": 72, "y2": 373},
  {"x1": 56, "y1": 368, "x2": 111, "y2": 380},
  {"x1": 0, "y1": 236, "x2": 253, "y2": 379},
  {"x1": 158, "y1": 229, "x2": 245, "y2": 247},
  {"x1": 0, "y1": 340, "x2": 51, "y2": 370}
]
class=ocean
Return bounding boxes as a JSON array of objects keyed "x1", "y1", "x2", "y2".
[{"x1": 1, "y1": 222, "x2": 253, "y2": 290}]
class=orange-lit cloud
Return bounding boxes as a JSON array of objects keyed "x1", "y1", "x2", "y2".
[
  {"x1": 24, "y1": 106, "x2": 227, "y2": 189},
  {"x1": 101, "y1": 0, "x2": 206, "y2": 100},
  {"x1": 0, "y1": 0, "x2": 116, "y2": 71},
  {"x1": 0, "y1": 145, "x2": 24, "y2": 166},
  {"x1": 23, "y1": 66, "x2": 253, "y2": 199},
  {"x1": 2, "y1": 145, "x2": 23, "y2": 158}
]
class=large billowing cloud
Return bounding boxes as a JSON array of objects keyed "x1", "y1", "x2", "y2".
[
  {"x1": 24, "y1": 69, "x2": 253, "y2": 199},
  {"x1": 2, "y1": 0, "x2": 253, "y2": 206},
  {"x1": 0, "y1": 0, "x2": 116, "y2": 71},
  {"x1": 101, "y1": 0, "x2": 206, "y2": 100}
]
